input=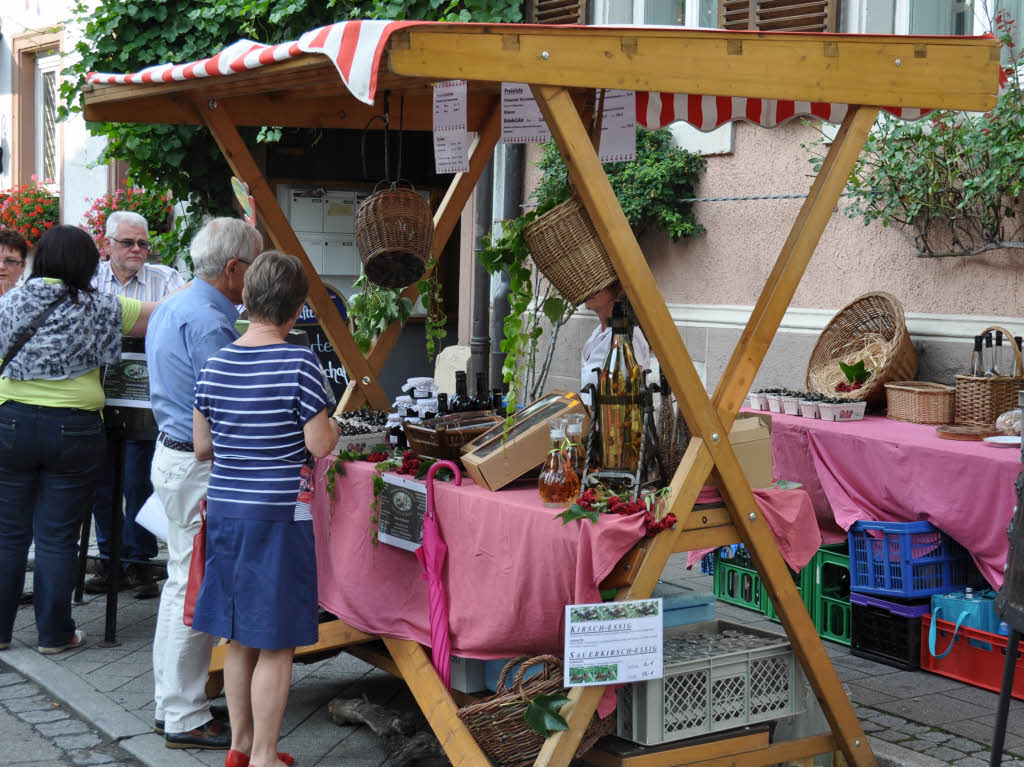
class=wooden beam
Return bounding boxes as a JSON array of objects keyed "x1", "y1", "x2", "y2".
[
  {"x1": 381, "y1": 637, "x2": 493, "y2": 766},
  {"x1": 388, "y1": 27, "x2": 999, "y2": 112},
  {"x1": 208, "y1": 620, "x2": 375, "y2": 674},
  {"x1": 711, "y1": 106, "x2": 880, "y2": 426},
  {"x1": 197, "y1": 95, "x2": 392, "y2": 411},
  {"x1": 339, "y1": 97, "x2": 502, "y2": 412}
]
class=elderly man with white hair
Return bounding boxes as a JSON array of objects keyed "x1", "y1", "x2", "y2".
[
  {"x1": 145, "y1": 217, "x2": 262, "y2": 750},
  {"x1": 86, "y1": 210, "x2": 185, "y2": 599}
]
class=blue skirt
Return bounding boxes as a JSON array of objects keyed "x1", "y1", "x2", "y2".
[{"x1": 192, "y1": 516, "x2": 318, "y2": 650}]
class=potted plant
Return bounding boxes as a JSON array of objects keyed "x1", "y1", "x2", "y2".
[
  {"x1": 0, "y1": 176, "x2": 60, "y2": 247},
  {"x1": 82, "y1": 185, "x2": 175, "y2": 250}
]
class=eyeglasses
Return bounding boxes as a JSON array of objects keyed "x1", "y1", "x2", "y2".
[
  {"x1": 112, "y1": 238, "x2": 151, "y2": 251},
  {"x1": 0, "y1": 259, "x2": 24, "y2": 268}
]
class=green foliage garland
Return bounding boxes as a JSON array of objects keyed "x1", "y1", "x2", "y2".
[
  {"x1": 803, "y1": 11, "x2": 1024, "y2": 258},
  {"x1": 348, "y1": 271, "x2": 414, "y2": 354}
]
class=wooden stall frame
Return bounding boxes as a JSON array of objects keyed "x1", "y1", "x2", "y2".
[{"x1": 82, "y1": 23, "x2": 1000, "y2": 767}]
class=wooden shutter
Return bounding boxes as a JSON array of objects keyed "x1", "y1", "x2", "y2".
[
  {"x1": 525, "y1": 0, "x2": 587, "y2": 24},
  {"x1": 719, "y1": 0, "x2": 838, "y2": 32}
]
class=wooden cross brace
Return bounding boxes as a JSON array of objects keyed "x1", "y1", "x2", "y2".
[{"x1": 197, "y1": 95, "x2": 503, "y2": 414}]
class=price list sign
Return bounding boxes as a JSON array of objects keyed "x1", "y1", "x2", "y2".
[
  {"x1": 433, "y1": 80, "x2": 469, "y2": 173},
  {"x1": 501, "y1": 82, "x2": 552, "y2": 144},
  {"x1": 598, "y1": 89, "x2": 637, "y2": 163},
  {"x1": 563, "y1": 598, "x2": 663, "y2": 687}
]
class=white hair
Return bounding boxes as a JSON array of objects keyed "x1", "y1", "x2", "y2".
[
  {"x1": 190, "y1": 217, "x2": 264, "y2": 280},
  {"x1": 105, "y1": 210, "x2": 148, "y2": 238}
]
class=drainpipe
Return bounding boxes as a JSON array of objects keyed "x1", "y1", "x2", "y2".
[
  {"x1": 470, "y1": 157, "x2": 494, "y2": 391},
  {"x1": 490, "y1": 143, "x2": 522, "y2": 390}
]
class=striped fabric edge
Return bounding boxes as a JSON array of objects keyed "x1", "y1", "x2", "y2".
[{"x1": 84, "y1": 20, "x2": 935, "y2": 124}]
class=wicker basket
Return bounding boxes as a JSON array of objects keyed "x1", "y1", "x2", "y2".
[
  {"x1": 404, "y1": 412, "x2": 504, "y2": 462},
  {"x1": 354, "y1": 183, "x2": 433, "y2": 289},
  {"x1": 805, "y1": 292, "x2": 917, "y2": 408},
  {"x1": 523, "y1": 195, "x2": 618, "y2": 306},
  {"x1": 954, "y1": 325, "x2": 1024, "y2": 426},
  {"x1": 458, "y1": 655, "x2": 613, "y2": 767},
  {"x1": 884, "y1": 381, "x2": 955, "y2": 425}
]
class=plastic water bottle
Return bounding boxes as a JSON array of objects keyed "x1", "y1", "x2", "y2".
[{"x1": 999, "y1": 621, "x2": 1010, "y2": 636}]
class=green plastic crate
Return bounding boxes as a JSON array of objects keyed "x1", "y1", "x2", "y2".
[
  {"x1": 813, "y1": 545, "x2": 852, "y2": 646},
  {"x1": 713, "y1": 553, "x2": 766, "y2": 614},
  {"x1": 763, "y1": 563, "x2": 815, "y2": 625}
]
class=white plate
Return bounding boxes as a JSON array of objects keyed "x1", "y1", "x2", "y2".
[{"x1": 983, "y1": 435, "x2": 1022, "y2": 447}]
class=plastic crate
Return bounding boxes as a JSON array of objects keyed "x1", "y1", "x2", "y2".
[
  {"x1": 763, "y1": 562, "x2": 815, "y2": 624},
  {"x1": 851, "y1": 593, "x2": 929, "y2": 670},
  {"x1": 700, "y1": 551, "x2": 715, "y2": 575},
  {"x1": 814, "y1": 546, "x2": 852, "y2": 646},
  {"x1": 617, "y1": 620, "x2": 800, "y2": 746},
  {"x1": 713, "y1": 553, "x2": 765, "y2": 614},
  {"x1": 848, "y1": 520, "x2": 982, "y2": 599},
  {"x1": 921, "y1": 614, "x2": 1024, "y2": 700}
]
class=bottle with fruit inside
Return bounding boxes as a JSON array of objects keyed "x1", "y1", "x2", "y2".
[{"x1": 538, "y1": 417, "x2": 580, "y2": 508}]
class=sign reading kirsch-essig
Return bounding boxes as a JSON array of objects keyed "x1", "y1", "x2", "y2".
[{"x1": 563, "y1": 598, "x2": 663, "y2": 686}]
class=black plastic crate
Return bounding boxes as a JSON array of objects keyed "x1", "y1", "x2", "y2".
[{"x1": 850, "y1": 592, "x2": 930, "y2": 671}]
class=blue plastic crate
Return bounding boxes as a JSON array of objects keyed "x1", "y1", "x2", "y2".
[
  {"x1": 700, "y1": 551, "x2": 715, "y2": 575},
  {"x1": 848, "y1": 520, "x2": 983, "y2": 599}
]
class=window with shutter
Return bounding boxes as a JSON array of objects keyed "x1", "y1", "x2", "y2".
[
  {"x1": 526, "y1": 0, "x2": 588, "y2": 24},
  {"x1": 719, "y1": 0, "x2": 838, "y2": 32}
]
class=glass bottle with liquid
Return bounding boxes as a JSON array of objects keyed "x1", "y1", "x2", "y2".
[
  {"x1": 450, "y1": 371, "x2": 469, "y2": 412},
  {"x1": 473, "y1": 372, "x2": 489, "y2": 411},
  {"x1": 971, "y1": 335, "x2": 985, "y2": 377},
  {"x1": 565, "y1": 413, "x2": 586, "y2": 476},
  {"x1": 984, "y1": 333, "x2": 995, "y2": 376},
  {"x1": 597, "y1": 302, "x2": 644, "y2": 473},
  {"x1": 994, "y1": 330, "x2": 1004, "y2": 376},
  {"x1": 538, "y1": 417, "x2": 580, "y2": 507}
]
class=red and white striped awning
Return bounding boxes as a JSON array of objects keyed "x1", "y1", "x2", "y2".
[{"x1": 86, "y1": 20, "x2": 933, "y2": 130}]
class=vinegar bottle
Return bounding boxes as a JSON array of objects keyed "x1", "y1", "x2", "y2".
[
  {"x1": 971, "y1": 336, "x2": 985, "y2": 377},
  {"x1": 597, "y1": 302, "x2": 643, "y2": 472}
]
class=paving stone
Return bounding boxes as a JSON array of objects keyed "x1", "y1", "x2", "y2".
[
  {"x1": 0, "y1": 682, "x2": 42, "y2": 700},
  {"x1": 69, "y1": 751, "x2": 117, "y2": 765},
  {"x1": 924, "y1": 745, "x2": 971, "y2": 761},
  {"x1": 860, "y1": 718, "x2": 884, "y2": 732},
  {"x1": 916, "y1": 730, "x2": 951, "y2": 743},
  {"x1": 902, "y1": 739, "x2": 940, "y2": 752},
  {"x1": 947, "y1": 736, "x2": 989, "y2": 752},
  {"x1": 873, "y1": 728, "x2": 913, "y2": 743},
  {"x1": 36, "y1": 717, "x2": 91, "y2": 736},
  {"x1": 54, "y1": 732, "x2": 103, "y2": 750},
  {"x1": 5, "y1": 693, "x2": 53, "y2": 712},
  {"x1": 954, "y1": 758, "x2": 990, "y2": 767},
  {"x1": 875, "y1": 692, "x2": 993, "y2": 725},
  {"x1": 872, "y1": 713, "x2": 913, "y2": 729},
  {"x1": 0, "y1": 671, "x2": 23, "y2": 686},
  {"x1": 891, "y1": 722, "x2": 933, "y2": 736},
  {"x1": 18, "y1": 708, "x2": 69, "y2": 724},
  {"x1": 853, "y1": 670, "x2": 969, "y2": 699}
]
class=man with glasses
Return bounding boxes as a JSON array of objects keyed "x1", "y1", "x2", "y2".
[
  {"x1": 0, "y1": 229, "x2": 28, "y2": 296},
  {"x1": 145, "y1": 217, "x2": 260, "y2": 750},
  {"x1": 86, "y1": 211, "x2": 185, "y2": 600}
]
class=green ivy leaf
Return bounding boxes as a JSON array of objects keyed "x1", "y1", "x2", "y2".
[
  {"x1": 524, "y1": 694, "x2": 570, "y2": 737},
  {"x1": 555, "y1": 504, "x2": 599, "y2": 526},
  {"x1": 838, "y1": 360, "x2": 871, "y2": 384}
]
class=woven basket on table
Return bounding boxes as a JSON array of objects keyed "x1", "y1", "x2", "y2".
[
  {"x1": 954, "y1": 325, "x2": 1024, "y2": 426},
  {"x1": 458, "y1": 655, "x2": 613, "y2": 767},
  {"x1": 523, "y1": 195, "x2": 618, "y2": 306},
  {"x1": 805, "y1": 292, "x2": 917, "y2": 408},
  {"x1": 354, "y1": 183, "x2": 433, "y2": 289},
  {"x1": 884, "y1": 381, "x2": 955, "y2": 425}
]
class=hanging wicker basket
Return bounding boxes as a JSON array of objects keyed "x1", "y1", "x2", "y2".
[
  {"x1": 805, "y1": 292, "x2": 917, "y2": 408},
  {"x1": 954, "y1": 325, "x2": 1024, "y2": 426},
  {"x1": 354, "y1": 183, "x2": 433, "y2": 289},
  {"x1": 457, "y1": 655, "x2": 613, "y2": 767},
  {"x1": 523, "y1": 195, "x2": 618, "y2": 306}
]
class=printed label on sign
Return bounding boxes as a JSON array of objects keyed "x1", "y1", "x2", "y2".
[
  {"x1": 502, "y1": 82, "x2": 552, "y2": 144},
  {"x1": 433, "y1": 80, "x2": 469, "y2": 173},
  {"x1": 564, "y1": 598, "x2": 663, "y2": 686}
]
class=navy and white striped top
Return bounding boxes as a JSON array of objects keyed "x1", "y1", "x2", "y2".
[{"x1": 194, "y1": 343, "x2": 329, "y2": 522}]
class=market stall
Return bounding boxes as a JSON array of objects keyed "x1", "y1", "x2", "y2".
[{"x1": 82, "y1": 21, "x2": 1000, "y2": 767}]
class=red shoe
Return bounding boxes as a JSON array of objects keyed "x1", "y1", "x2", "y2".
[{"x1": 225, "y1": 748, "x2": 295, "y2": 767}]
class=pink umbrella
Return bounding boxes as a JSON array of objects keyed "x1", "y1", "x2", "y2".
[{"x1": 416, "y1": 459, "x2": 462, "y2": 690}]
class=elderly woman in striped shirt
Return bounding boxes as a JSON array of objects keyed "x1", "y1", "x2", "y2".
[{"x1": 192, "y1": 251, "x2": 339, "y2": 767}]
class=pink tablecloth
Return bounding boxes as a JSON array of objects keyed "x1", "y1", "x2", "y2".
[
  {"x1": 311, "y1": 458, "x2": 646, "y2": 659},
  {"x1": 767, "y1": 411, "x2": 1020, "y2": 588}
]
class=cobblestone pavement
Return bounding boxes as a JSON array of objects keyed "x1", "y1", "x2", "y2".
[{"x1": 0, "y1": 661, "x2": 145, "y2": 767}]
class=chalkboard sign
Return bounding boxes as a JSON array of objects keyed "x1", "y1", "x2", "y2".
[{"x1": 295, "y1": 284, "x2": 349, "y2": 401}]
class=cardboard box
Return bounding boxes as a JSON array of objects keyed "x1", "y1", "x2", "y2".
[
  {"x1": 726, "y1": 411, "x2": 773, "y2": 489},
  {"x1": 460, "y1": 390, "x2": 589, "y2": 492}
]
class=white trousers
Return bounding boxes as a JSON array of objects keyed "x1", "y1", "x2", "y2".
[{"x1": 150, "y1": 442, "x2": 216, "y2": 734}]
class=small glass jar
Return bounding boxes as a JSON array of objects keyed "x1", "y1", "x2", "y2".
[{"x1": 538, "y1": 417, "x2": 579, "y2": 508}]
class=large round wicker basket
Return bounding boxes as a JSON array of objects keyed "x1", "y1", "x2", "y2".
[
  {"x1": 457, "y1": 655, "x2": 613, "y2": 767},
  {"x1": 805, "y1": 292, "x2": 917, "y2": 408},
  {"x1": 523, "y1": 195, "x2": 618, "y2": 306},
  {"x1": 354, "y1": 184, "x2": 433, "y2": 289}
]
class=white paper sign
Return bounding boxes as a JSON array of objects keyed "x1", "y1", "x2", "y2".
[
  {"x1": 433, "y1": 80, "x2": 469, "y2": 174},
  {"x1": 101, "y1": 351, "x2": 152, "y2": 409},
  {"x1": 501, "y1": 82, "x2": 551, "y2": 144},
  {"x1": 376, "y1": 473, "x2": 427, "y2": 552},
  {"x1": 598, "y1": 89, "x2": 637, "y2": 163},
  {"x1": 564, "y1": 598, "x2": 663, "y2": 686}
]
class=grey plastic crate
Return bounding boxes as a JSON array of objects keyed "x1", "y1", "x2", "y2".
[{"x1": 616, "y1": 620, "x2": 801, "y2": 746}]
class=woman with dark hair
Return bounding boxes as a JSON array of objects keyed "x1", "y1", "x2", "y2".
[
  {"x1": 192, "y1": 251, "x2": 339, "y2": 767},
  {"x1": 0, "y1": 225, "x2": 159, "y2": 654},
  {"x1": 0, "y1": 229, "x2": 28, "y2": 296}
]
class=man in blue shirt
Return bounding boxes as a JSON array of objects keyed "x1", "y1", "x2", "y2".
[{"x1": 146, "y1": 217, "x2": 262, "y2": 750}]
